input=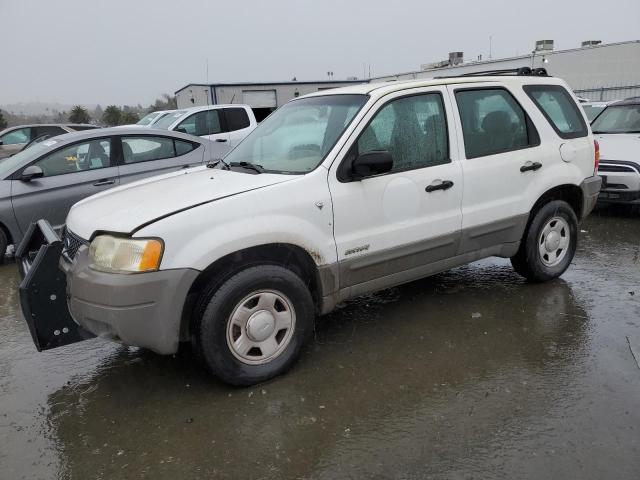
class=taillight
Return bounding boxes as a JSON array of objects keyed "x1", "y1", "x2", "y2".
[{"x1": 594, "y1": 139, "x2": 600, "y2": 175}]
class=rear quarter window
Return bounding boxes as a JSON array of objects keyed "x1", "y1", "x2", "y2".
[{"x1": 523, "y1": 85, "x2": 588, "y2": 139}]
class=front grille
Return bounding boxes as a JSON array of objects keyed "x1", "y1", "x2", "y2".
[{"x1": 61, "y1": 228, "x2": 88, "y2": 261}]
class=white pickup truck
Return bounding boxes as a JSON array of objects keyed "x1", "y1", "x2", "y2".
[{"x1": 18, "y1": 68, "x2": 601, "y2": 386}]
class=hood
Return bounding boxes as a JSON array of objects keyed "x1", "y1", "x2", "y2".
[
  {"x1": 594, "y1": 133, "x2": 640, "y2": 163},
  {"x1": 66, "y1": 166, "x2": 293, "y2": 240}
]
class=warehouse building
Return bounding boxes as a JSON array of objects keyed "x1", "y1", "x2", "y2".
[
  {"x1": 372, "y1": 40, "x2": 640, "y2": 101},
  {"x1": 175, "y1": 80, "x2": 364, "y2": 121}
]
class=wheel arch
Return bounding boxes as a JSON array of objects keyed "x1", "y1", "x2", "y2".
[
  {"x1": 181, "y1": 243, "x2": 323, "y2": 340},
  {"x1": 0, "y1": 220, "x2": 12, "y2": 249},
  {"x1": 529, "y1": 184, "x2": 584, "y2": 224}
]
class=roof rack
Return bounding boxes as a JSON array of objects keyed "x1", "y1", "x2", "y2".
[{"x1": 435, "y1": 67, "x2": 549, "y2": 79}]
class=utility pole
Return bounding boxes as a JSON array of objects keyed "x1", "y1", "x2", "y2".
[{"x1": 489, "y1": 36, "x2": 492, "y2": 60}]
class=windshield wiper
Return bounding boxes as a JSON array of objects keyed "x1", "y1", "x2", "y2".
[
  {"x1": 207, "y1": 158, "x2": 230, "y2": 170},
  {"x1": 229, "y1": 161, "x2": 265, "y2": 174}
]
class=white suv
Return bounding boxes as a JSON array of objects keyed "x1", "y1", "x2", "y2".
[
  {"x1": 18, "y1": 69, "x2": 601, "y2": 386},
  {"x1": 591, "y1": 98, "x2": 640, "y2": 205}
]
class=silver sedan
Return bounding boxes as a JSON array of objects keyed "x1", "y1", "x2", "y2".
[{"x1": 0, "y1": 127, "x2": 225, "y2": 256}]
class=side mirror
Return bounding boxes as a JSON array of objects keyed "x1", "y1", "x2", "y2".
[
  {"x1": 21, "y1": 165, "x2": 44, "y2": 182},
  {"x1": 175, "y1": 127, "x2": 187, "y2": 134},
  {"x1": 352, "y1": 151, "x2": 393, "y2": 180}
]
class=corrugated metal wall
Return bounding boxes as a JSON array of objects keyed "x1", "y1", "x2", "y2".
[{"x1": 372, "y1": 41, "x2": 640, "y2": 102}]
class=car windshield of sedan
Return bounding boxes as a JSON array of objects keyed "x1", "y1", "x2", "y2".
[
  {"x1": 136, "y1": 112, "x2": 161, "y2": 126},
  {"x1": 591, "y1": 105, "x2": 640, "y2": 133},
  {"x1": 152, "y1": 110, "x2": 188, "y2": 130},
  {"x1": 581, "y1": 104, "x2": 606, "y2": 122},
  {"x1": 0, "y1": 139, "x2": 59, "y2": 178},
  {"x1": 223, "y1": 94, "x2": 368, "y2": 174}
]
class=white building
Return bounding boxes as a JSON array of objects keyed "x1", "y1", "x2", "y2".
[
  {"x1": 372, "y1": 40, "x2": 640, "y2": 102},
  {"x1": 175, "y1": 80, "x2": 364, "y2": 121}
]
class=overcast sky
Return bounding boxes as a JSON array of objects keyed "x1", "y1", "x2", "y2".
[{"x1": 1, "y1": 0, "x2": 638, "y2": 107}]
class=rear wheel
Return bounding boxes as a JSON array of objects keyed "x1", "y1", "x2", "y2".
[
  {"x1": 194, "y1": 265, "x2": 314, "y2": 386},
  {"x1": 511, "y1": 200, "x2": 578, "y2": 282}
]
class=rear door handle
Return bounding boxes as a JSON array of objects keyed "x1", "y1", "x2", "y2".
[
  {"x1": 520, "y1": 162, "x2": 542, "y2": 173},
  {"x1": 216, "y1": 138, "x2": 228, "y2": 143},
  {"x1": 181, "y1": 164, "x2": 194, "y2": 169},
  {"x1": 93, "y1": 179, "x2": 115, "y2": 186},
  {"x1": 425, "y1": 180, "x2": 454, "y2": 192}
]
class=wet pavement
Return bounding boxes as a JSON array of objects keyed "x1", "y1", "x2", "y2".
[{"x1": 1, "y1": 207, "x2": 639, "y2": 479}]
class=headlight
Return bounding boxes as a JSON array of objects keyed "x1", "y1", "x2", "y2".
[{"x1": 88, "y1": 235, "x2": 163, "y2": 273}]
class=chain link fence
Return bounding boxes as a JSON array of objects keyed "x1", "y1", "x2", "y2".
[{"x1": 574, "y1": 84, "x2": 640, "y2": 102}]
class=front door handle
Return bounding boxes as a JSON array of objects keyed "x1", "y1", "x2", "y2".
[
  {"x1": 216, "y1": 138, "x2": 228, "y2": 143},
  {"x1": 520, "y1": 162, "x2": 542, "y2": 173},
  {"x1": 93, "y1": 179, "x2": 115, "y2": 186},
  {"x1": 425, "y1": 180, "x2": 454, "y2": 193}
]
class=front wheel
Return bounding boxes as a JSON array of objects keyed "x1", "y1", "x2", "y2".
[
  {"x1": 194, "y1": 265, "x2": 315, "y2": 386},
  {"x1": 511, "y1": 200, "x2": 578, "y2": 282},
  {"x1": 0, "y1": 229, "x2": 7, "y2": 264}
]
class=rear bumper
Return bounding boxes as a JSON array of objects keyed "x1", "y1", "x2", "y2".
[
  {"x1": 580, "y1": 175, "x2": 602, "y2": 219},
  {"x1": 597, "y1": 190, "x2": 640, "y2": 204},
  {"x1": 65, "y1": 248, "x2": 199, "y2": 355}
]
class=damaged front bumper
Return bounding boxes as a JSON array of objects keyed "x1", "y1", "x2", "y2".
[
  {"x1": 16, "y1": 220, "x2": 94, "y2": 351},
  {"x1": 17, "y1": 220, "x2": 199, "y2": 354}
]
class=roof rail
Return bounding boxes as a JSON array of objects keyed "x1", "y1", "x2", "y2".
[{"x1": 435, "y1": 67, "x2": 550, "y2": 79}]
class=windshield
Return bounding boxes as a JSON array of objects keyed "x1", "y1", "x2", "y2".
[
  {"x1": 136, "y1": 112, "x2": 161, "y2": 126},
  {"x1": 582, "y1": 105, "x2": 606, "y2": 122},
  {"x1": 223, "y1": 94, "x2": 368, "y2": 174},
  {"x1": 0, "y1": 139, "x2": 59, "y2": 178},
  {"x1": 591, "y1": 104, "x2": 640, "y2": 133},
  {"x1": 153, "y1": 110, "x2": 188, "y2": 130}
]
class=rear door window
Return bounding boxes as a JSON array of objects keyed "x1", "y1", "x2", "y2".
[
  {"x1": 523, "y1": 85, "x2": 588, "y2": 139},
  {"x1": 455, "y1": 88, "x2": 539, "y2": 159},
  {"x1": 224, "y1": 108, "x2": 251, "y2": 131},
  {"x1": 121, "y1": 136, "x2": 176, "y2": 164}
]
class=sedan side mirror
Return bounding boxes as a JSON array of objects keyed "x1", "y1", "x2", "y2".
[
  {"x1": 352, "y1": 151, "x2": 393, "y2": 180},
  {"x1": 175, "y1": 127, "x2": 187, "y2": 134},
  {"x1": 21, "y1": 165, "x2": 44, "y2": 182}
]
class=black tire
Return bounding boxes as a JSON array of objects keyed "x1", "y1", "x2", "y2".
[
  {"x1": 511, "y1": 200, "x2": 578, "y2": 282},
  {"x1": 194, "y1": 265, "x2": 314, "y2": 386},
  {"x1": 0, "y1": 229, "x2": 7, "y2": 264}
]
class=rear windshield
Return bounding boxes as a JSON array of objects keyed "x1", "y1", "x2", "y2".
[
  {"x1": 153, "y1": 110, "x2": 188, "y2": 130},
  {"x1": 591, "y1": 105, "x2": 640, "y2": 134},
  {"x1": 523, "y1": 85, "x2": 588, "y2": 139}
]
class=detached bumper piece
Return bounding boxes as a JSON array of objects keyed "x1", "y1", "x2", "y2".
[{"x1": 16, "y1": 220, "x2": 94, "y2": 351}]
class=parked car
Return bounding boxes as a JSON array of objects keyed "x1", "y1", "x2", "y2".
[
  {"x1": 116, "y1": 110, "x2": 176, "y2": 128},
  {"x1": 135, "y1": 110, "x2": 175, "y2": 127},
  {"x1": 0, "y1": 124, "x2": 98, "y2": 160},
  {"x1": 0, "y1": 127, "x2": 223, "y2": 256},
  {"x1": 152, "y1": 104, "x2": 257, "y2": 151},
  {"x1": 17, "y1": 70, "x2": 600, "y2": 386},
  {"x1": 592, "y1": 97, "x2": 640, "y2": 205},
  {"x1": 581, "y1": 101, "x2": 612, "y2": 122}
]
